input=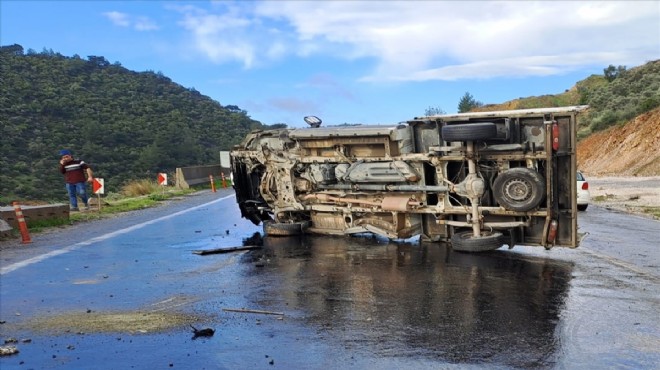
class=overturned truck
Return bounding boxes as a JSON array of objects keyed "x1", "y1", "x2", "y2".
[{"x1": 230, "y1": 106, "x2": 587, "y2": 252}]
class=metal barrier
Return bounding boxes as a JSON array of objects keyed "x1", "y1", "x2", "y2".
[
  {"x1": 0, "y1": 204, "x2": 69, "y2": 238},
  {"x1": 175, "y1": 165, "x2": 231, "y2": 189}
]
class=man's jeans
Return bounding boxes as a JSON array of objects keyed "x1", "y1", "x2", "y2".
[{"x1": 65, "y1": 182, "x2": 88, "y2": 209}]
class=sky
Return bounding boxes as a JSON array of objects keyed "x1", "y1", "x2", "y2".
[{"x1": 1, "y1": 1, "x2": 659, "y2": 127}]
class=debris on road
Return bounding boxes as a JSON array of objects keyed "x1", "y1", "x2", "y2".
[
  {"x1": 192, "y1": 245, "x2": 261, "y2": 255},
  {"x1": 223, "y1": 308, "x2": 284, "y2": 316},
  {"x1": 0, "y1": 345, "x2": 19, "y2": 356},
  {"x1": 190, "y1": 325, "x2": 215, "y2": 339}
]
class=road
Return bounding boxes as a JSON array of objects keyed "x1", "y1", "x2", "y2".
[{"x1": 1, "y1": 189, "x2": 659, "y2": 369}]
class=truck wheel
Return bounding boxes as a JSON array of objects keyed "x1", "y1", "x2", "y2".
[
  {"x1": 442, "y1": 122, "x2": 497, "y2": 142},
  {"x1": 263, "y1": 220, "x2": 311, "y2": 236},
  {"x1": 493, "y1": 168, "x2": 546, "y2": 212},
  {"x1": 451, "y1": 230, "x2": 504, "y2": 252}
]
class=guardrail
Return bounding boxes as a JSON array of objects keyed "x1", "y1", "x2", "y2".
[
  {"x1": 175, "y1": 164, "x2": 231, "y2": 189},
  {"x1": 0, "y1": 204, "x2": 70, "y2": 238},
  {"x1": 0, "y1": 204, "x2": 70, "y2": 228}
]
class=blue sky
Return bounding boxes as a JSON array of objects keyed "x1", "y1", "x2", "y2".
[{"x1": 2, "y1": 1, "x2": 658, "y2": 127}]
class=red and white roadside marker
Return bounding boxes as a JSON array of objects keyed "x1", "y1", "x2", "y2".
[
  {"x1": 93, "y1": 178, "x2": 104, "y2": 194},
  {"x1": 158, "y1": 173, "x2": 167, "y2": 186},
  {"x1": 92, "y1": 178, "x2": 104, "y2": 211}
]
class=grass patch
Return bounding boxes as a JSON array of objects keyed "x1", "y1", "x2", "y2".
[
  {"x1": 640, "y1": 206, "x2": 660, "y2": 219},
  {"x1": 26, "y1": 217, "x2": 71, "y2": 232},
  {"x1": 70, "y1": 189, "x2": 194, "y2": 223},
  {"x1": 62, "y1": 180, "x2": 196, "y2": 223},
  {"x1": 592, "y1": 194, "x2": 615, "y2": 202}
]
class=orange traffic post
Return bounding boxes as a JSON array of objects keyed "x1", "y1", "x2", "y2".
[
  {"x1": 210, "y1": 175, "x2": 216, "y2": 192},
  {"x1": 221, "y1": 173, "x2": 227, "y2": 188},
  {"x1": 12, "y1": 202, "x2": 32, "y2": 244}
]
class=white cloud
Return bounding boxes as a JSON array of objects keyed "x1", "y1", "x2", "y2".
[
  {"x1": 388, "y1": 52, "x2": 627, "y2": 82},
  {"x1": 175, "y1": 3, "x2": 277, "y2": 68},
  {"x1": 104, "y1": 11, "x2": 130, "y2": 27},
  {"x1": 103, "y1": 11, "x2": 159, "y2": 31},
  {"x1": 174, "y1": 1, "x2": 659, "y2": 80},
  {"x1": 135, "y1": 17, "x2": 159, "y2": 31}
]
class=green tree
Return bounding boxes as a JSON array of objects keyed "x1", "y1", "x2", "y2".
[
  {"x1": 424, "y1": 106, "x2": 445, "y2": 116},
  {"x1": 457, "y1": 92, "x2": 483, "y2": 113},
  {"x1": 603, "y1": 64, "x2": 627, "y2": 82}
]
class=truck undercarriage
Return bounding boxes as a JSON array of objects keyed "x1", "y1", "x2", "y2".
[{"x1": 230, "y1": 106, "x2": 587, "y2": 252}]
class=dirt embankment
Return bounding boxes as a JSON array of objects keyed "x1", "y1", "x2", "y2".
[
  {"x1": 576, "y1": 108, "x2": 660, "y2": 219},
  {"x1": 577, "y1": 107, "x2": 660, "y2": 176}
]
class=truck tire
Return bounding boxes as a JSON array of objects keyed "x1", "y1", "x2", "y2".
[
  {"x1": 493, "y1": 168, "x2": 546, "y2": 212},
  {"x1": 442, "y1": 122, "x2": 497, "y2": 142},
  {"x1": 263, "y1": 220, "x2": 311, "y2": 236},
  {"x1": 450, "y1": 230, "x2": 504, "y2": 252}
]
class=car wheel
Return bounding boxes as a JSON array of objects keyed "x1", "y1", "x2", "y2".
[
  {"x1": 450, "y1": 230, "x2": 504, "y2": 252},
  {"x1": 263, "y1": 220, "x2": 311, "y2": 237},
  {"x1": 441, "y1": 122, "x2": 497, "y2": 142},
  {"x1": 493, "y1": 168, "x2": 546, "y2": 212},
  {"x1": 577, "y1": 204, "x2": 588, "y2": 211}
]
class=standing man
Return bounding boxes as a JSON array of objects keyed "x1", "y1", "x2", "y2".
[{"x1": 59, "y1": 149, "x2": 93, "y2": 211}]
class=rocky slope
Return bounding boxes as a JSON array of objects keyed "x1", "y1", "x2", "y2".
[{"x1": 577, "y1": 107, "x2": 660, "y2": 176}]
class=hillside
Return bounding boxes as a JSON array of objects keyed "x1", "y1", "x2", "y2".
[
  {"x1": 0, "y1": 44, "x2": 268, "y2": 202},
  {"x1": 577, "y1": 107, "x2": 660, "y2": 176},
  {"x1": 472, "y1": 60, "x2": 660, "y2": 176}
]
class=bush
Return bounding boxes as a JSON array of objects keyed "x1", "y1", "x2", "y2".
[
  {"x1": 639, "y1": 97, "x2": 660, "y2": 113},
  {"x1": 121, "y1": 179, "x2": 159, "y2": 197},
  {"x1": 619, "y1": 106, "x2": 639, "y2": 122},
  {"x1": 589, "y1": 110, "x2": 618, "y2": 132},
  {"x1": 582, "y1": 61, "x2": 660, "y2": 133}
]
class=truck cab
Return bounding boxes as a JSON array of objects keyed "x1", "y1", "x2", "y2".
[{"x1": 230, "y1": 106, "x2": 587, "y2": 252}]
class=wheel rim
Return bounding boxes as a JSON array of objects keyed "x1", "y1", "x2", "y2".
[{"x1": 502, "y1": 178, "x2": 532, "y2": 202}]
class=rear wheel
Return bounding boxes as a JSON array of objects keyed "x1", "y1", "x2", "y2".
[
  {"x1": 577, "y1": 204, "x2": 588, "y2": 211},
  {"x1": 493, "y1": 168, "x2": 545, "y2": 211},
  {"x1": 451, "y1": 230, "x2": 504, "y2": 252}
]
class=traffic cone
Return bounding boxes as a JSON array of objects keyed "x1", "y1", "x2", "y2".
[
  {"x1": 12, "y1": 202, "x2": 32, "y2": 244},
  {"x1": 221, "y1": 173, "x2": 227, "y2": 188},
  {"x1": 210, "y1": 175, "x2": 216, "y2": 192}
]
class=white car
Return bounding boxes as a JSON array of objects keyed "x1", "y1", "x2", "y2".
[{"x1": 577, "y1": 171, "x2": 591, "y2": 211}]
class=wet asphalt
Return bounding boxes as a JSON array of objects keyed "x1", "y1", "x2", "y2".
[{"x1": 0, "y1": 189, "x2": 658, "y2": 369}]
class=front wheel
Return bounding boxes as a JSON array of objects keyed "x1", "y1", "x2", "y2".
[{"x1": 451, "y1": 230, "x2": 504, "y2": 253}]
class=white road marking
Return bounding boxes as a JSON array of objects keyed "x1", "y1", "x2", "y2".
[{"x1": 1, "y1": 194, "x2": 235, "y2": 275}]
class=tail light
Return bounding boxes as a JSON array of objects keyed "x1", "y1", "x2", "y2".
[
  {"x1": 552, "y1": 122, "x2": 560, "y2": 151},
  {"x1": 581, "y1": 182, "x2": 589, "y2": 190},
  {"x1": 547, "y1": 220, "x2": 558, "y2": 243}
]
